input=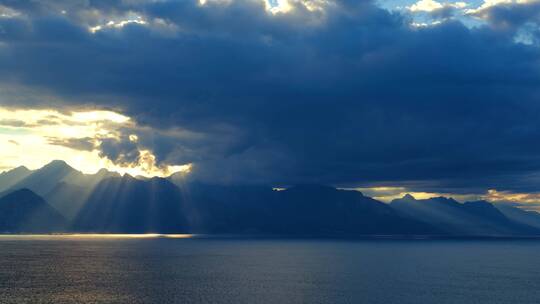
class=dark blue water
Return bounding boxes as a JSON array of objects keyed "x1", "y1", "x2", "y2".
[{"x1": 1, "y1": 235, "x2": 540, "y2": 304}]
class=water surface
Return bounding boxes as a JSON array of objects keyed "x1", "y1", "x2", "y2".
[{"x1": 1, "y1": 235, "x2": 539, "y2": 304}]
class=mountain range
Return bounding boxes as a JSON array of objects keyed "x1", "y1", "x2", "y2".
[{"x1": 1, "y1": 160, "x2": 540, "y2": 236}]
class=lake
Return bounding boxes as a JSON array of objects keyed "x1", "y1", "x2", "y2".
[{"x1": 1, "y1": 235, "x2": 540, "y2": 303}]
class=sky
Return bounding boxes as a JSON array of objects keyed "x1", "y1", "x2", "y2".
[{"x1": 1, "y1": 0, "x2": 540, "y2": 203}]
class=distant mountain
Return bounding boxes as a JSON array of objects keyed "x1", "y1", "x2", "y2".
[
  {"x1": 391, "y1": 195, "x2": 538, "y2": 235},
  {"x1": 266, "y1": 185, "x2": 438, "y2": 235},
  {"x1": 0, "y1": 166, "x2": 31, "y2": 193},
  {"x1": 463, "y1": 200, "x2": 510, "y2": 223},
  {"x1": 0, "y1": 189, "x2": 67, "y2": 232},
  {"x1": 157, "y1": 183, "x2": 441, "y2": 235},
  {"x1": 5, "y1": 161, "x2": 120, "y2": 218},
  {"x1": 177, "y1": 182, "x2": 278, "y2": 233},
  {"x1": 44, "y1": 182, "x2": 89, "y2": 220},
  {"x1": 73, "y1": 175, "x2": 189, "y2": 233},
  {"x1": 76, "y1": 168, "x2": 122, "y2": 189},
  {"x1": 2, "y1": 160, "x2": 540, "y2": 236},
  {"x1": 7, "y1": 160, "x2": 82, "y2": 196},
  {"x1": 6, "y1": 160, "x2": 121, "y2": 195},
  {"x1": 495, "y1": 203, "x2": 540, "y2": 229},
  {"x1": 73, "y1": 179, "x2": 439, "y2": 235}
]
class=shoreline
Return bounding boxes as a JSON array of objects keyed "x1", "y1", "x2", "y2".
[{"x1": 2, "y1": 233, "x2": 540, "y2": 241}]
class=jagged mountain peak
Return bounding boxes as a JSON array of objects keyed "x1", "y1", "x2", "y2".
[
  {"x1": 402, "y1": 194, "x2": 416, "y2": 200},
  {"x1": 43, "y1": 160, "x2": 74, "y2": 170},
  {"x1": 2, "y1": 188, "x2": 42, "y2": 201},
  {"x1": 5, "y1": 166, "x2": 31, "y2": 174},
  {"x1": 0, "y1": 188, "x2": 67, "y2": 232}
]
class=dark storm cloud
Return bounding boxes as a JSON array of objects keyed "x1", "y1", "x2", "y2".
[
  {"x1": 98, "y1": 136, "x2": 140, "y2": 166},
  {"x1": 46, "y1": 136, "x2": 96, "y2": 151},
  {"x1": 0, "y1": 119, "x2": 30, "y2": 128},
  {"x1": 1, "y1": 0, "x2": 540, "y2": 192},
  {"x1": 429, "y1": 6, "x2": 459, "y2": 19},
  {"x1": 472, "y1": 1, "x2": 540, "y2": 32}
]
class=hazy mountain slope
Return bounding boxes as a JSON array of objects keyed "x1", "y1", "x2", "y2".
[
  {"x1": 7, "y1": 160, "x2": 83, "y2": 196},
  {"x1": 495, "y1": 203, "x2": 540, "y2": 229},
  {"x1": 0, "y1": 189, "x2": 67, "y2": 232},
  {"x1": 2, "y1": 161, "x2": 540, "y2": 236},
  {"x1": 138, "y1": 182, "x2": 441, "y2": 235},
  {"x1": 7, "y1": 161, "x2": 120, "y2": 218},
  {"x1": 177, "y1": 182, "x2": 278, "y2": 233},
  {"x1": 0, "y1": 166, "x2": 32, "y2": 193},
  {"x1": 68, "y1": 168, "x2": 121, "y2": 190},
  {"x1": 73, "y1": 175, "x2": 189, "y2": 233},
  {"x1": 7, "y1": 160, "x2": 120, "y2": 195},
  {"x1": 44, "y1": 182, "x2": 91, "y2": 220},
  {"x1": 74, "y1": 179, "x2": 440, "y2": 235},
  {"x1": 267, "y1": 185, "x2": 439, "y2": 235},
  {"x1": 391, "y1": 195, "x2": 538, "y2": 235}
]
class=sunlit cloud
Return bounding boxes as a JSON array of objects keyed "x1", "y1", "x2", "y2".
[
  {"x1": 405, "y1": 0, "x2": 468, "y2": 12},
  {"x1": 0, "y1": 107, "x2": 191, "y2": 177},
  {"x1": 484, "y1": 189, "x2": 540, "y2": 204},
  {"x1": 89, "y1": 16, "x2": 147, "y2": 33},
  {"x1": 466, "y1": 0, "x2": 530, "y2": 13},
  {"x1": 401, "y1": 0, "x2": 474, "y2": 28},
  {"x1": 199, "y1": 0, "x2": 234, "y2": 5},
  {"x1": 410, "y1": 0, "x2": 442, "y2": 12},
  {"x1": 465, "y1": 0, "x2": 539, "y2": 16},
  {"x1": 265, "y1": 0, "x2": 293, "y2": 13},
  {"x1": 351, "y1": 186, "x2": 540, "y2": 212},
  {"x1": 353, "y1": 186, "x2": 480, "y2": 202},
  {"x1": 0, "y1": 5, "x2": 20, "y2": 18},
  {"x1": 411, "y1": 20, "x2": 443, "y2": 27}
]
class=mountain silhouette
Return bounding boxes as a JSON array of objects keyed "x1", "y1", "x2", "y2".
[
  {"x1": 495, "y1": 203, "x2": 540, "y2": 229},
  {"x1": 462, "y1": 200, "x2": 510, "y2": 222},
  {"x1": 6, "y1": 160, "x2": 82, "y2": 196},
  {"x1": 3, "y1": 161, "x2": 120, "y2": 217},
  {"x1": 0, "y1": 189, "x2": 67, "y2": 232},
  {"x1": 1, "y1": 160, "x2": 540, "y2": 236},
  {"x1": 0, "y1": 166, "x2": 31, "y2": 193},
  {"x1": 391, "y1": 195, "x2": 538, "y2": 235},
  {"x1": 44, "y1": 182, "x2": 89, "y2": 220},
  {"x1": 154, "y1": 183, "x2": 441, "y2": 235},
  {"x1": 72, "y1": 180, "x2": 440, "y2": 235},
  {"x1": 73, "y1": 175, "x2": 189, "y2": 233},
  {"x1": 266, "y1": 185, "x2": 438, "y2": 235}
]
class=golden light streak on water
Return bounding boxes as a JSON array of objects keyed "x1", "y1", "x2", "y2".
[{"x1": 0, "y1": 234, "x2": 197, "y2": 240}]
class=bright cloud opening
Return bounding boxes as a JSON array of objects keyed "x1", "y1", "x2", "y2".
[
  {"x1": 89, "y1": 16, "x2": 147, "y2": 33},
  {"x1": 353, "y1": 186, "x2": 480, "y2": 202},
  {"x1": 409, "y1": 0, "x2": 467, "y2": 12},
  {"x1": 265, "y1": 0, "x2": 293, "y2": 13},
  {"x1": 0, "y1": 107, "x2": 191, "y2": 177}
]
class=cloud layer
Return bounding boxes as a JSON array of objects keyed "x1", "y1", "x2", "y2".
[{"x1": 1, "y1": 0, "x2": 540, "y2": 194}]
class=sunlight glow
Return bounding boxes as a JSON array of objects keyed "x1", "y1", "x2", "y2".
[
  {"x1": 106, "y1": 150, "x2": 193, "y2": 177},
  {"x1": 89, "y1": 17, "x2": 147, "y2": 33},
  {"x1": 409, "y1": 0, "x2": 467, "y2": 12},
  {"x1": 0, "y1": 234, "x2": 196, "y2": 240},
  {"x1": 409, "y1": 0, "x2": 444, "y2": 11},
  {"x1": 0, "y1": 5, "x2": 20, "y2": 18},
  {"x1": 466, "y1": 0, "x2": 536, "y2": 14},
  {"x1": 265, "y1": 0, "x2": 293, "y2": 13},
  {"x1": 484, "y1": 189, "x2": 540, "y2": 205},
  {"x1": 352, "y1": 186, "x2": 480, "y2": 202},
  {"x1": 71, "y1": 111, "x2": 130, "y2": 123},
  {"x1": 352, "y1": 186, "x2": 540, "y2": 211},
  {"x1": 0, "y1": 107, "x2": 192, "y2": 178}
]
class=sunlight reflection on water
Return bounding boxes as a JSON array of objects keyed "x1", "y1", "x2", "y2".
[
  {"x1": 0, "y1": 234, "x2": 196, "y2": 240},
  {"x1": 2, "y1": 238, "x2": 540, "y2": 304}
]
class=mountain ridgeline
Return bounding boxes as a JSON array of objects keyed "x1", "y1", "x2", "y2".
[{"x1": 1, "y1": 160, "x2": 540, "y2": 236}]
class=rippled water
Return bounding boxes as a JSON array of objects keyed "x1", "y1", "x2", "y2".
[{"x1": 1, "y1": 235, "x2": 540, "y2": 304}]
